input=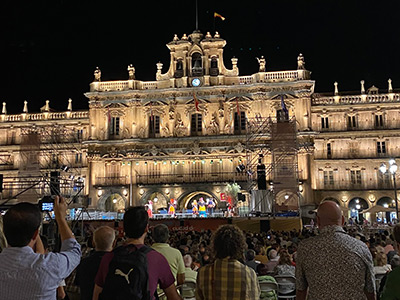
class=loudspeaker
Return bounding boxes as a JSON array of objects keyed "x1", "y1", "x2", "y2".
[
  {"x1": 257, "y1": 164, "x2": 267, "y2": 190},
  {"x1": 0, "y1": 174, "x2": 3, "y2": 193},
  {"x1": 180, "y1": 219, "x2": 184, "y2": 227},
  {"x1": 50, "y1": 171, "x2": 60, "y2": 196},
  {"x1": 260, "y1": 220, "x2": 270, "y2": 232}
]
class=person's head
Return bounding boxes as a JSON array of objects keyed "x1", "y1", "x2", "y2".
[
  {"x1": 246, "y1": 249, "x2": 256, "y2": 261},
  {"x1": 3, "y1": 202, "x2": 41, "y2": 247},
  {"x1": 393, "y1": 224, "x2": 400, "y2": 251},
  {"x1": 212, "y1": 224, "x2": 247, "y2": 261},
  {"x1": 317, "y1": 201, "x2": 344, "y2": 229},
  {"x1": 278, "y1": 250, "x2": 292, "y2": 265},
  {"x1": 256, "y1": 263, "x2": 269, "y2": 276},
  {"x1": 268, "y1": 249, "x2": 278, "y2": 260},
  {"x1": 123, "y1": 206, "x2": 149, "y2": 239},
  {"x1": 390, "y1": 254, "x2": 400, "y2": 269},
  {"x1": 375, "y1": 249, "x2": 387, "y2": 267},
  {"x1": 153, "y1": 224, "x2": 170, "y2": 243},
  {"x1": 183, "y1": 254, "x2": 193, "y2": 268},
  {"x1": 93, "y1": 226, "x2": 116, "y2": 251}
]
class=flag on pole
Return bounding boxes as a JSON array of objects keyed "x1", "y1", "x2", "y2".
[
  {"x1": 236, "y1": 99, "x2": 240, "y2": 114},
  {"x1": 107, "y1": 107, "x2": 112, "y2": 125},
  {"x1": 214, "y1": 12, "x2": 226, "y2": 21},
  {"x1": 193, "y1": 92, "x2": 199, "y2": 111}
]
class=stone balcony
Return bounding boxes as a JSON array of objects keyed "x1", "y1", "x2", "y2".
[{"x1": 312, "y1": 93, "x2": 400, "y2": 105}]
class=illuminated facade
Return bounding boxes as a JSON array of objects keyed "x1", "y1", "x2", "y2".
[{"x1": 0, "y1": 30, "x2": 398, "y2": 220}]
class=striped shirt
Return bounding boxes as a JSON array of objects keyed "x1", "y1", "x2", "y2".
[
  {"x1": 196, "y1": 258, "x2": 260, "y2": 300},
  {"x1": 0, "y1": 238, "x2": 81, "y2": 300}
]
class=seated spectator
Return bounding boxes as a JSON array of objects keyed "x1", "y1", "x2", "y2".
[
  {"x1": 257, "y1": 263, "x2": 278, "y2": 300},
  {"x1": 254, "y1": 246, "x2": 268, "y2": 264},
  {"x1": 265, "y1": 249, "x2": 279, "y2": 272},
  {"x1": 0, "y1": 198, "x2": 81, "y2": 300},
  {"x1": 183, "y1": 254, "x2": 197, "y2": 283},
  {"x1": 152, "y1": 224, "x2": 186, "y2": 285},
  {"x1": 374, "y1": 246, "x2": 391, "y2": 275},
  {"x1": 274, "y1": 250, "x2": 295, "y2": 277},
  {"x1": 378, "y1": 254, "x2": 400, "y2": 298},
  {"x1": 196, "y1": 224, "x2": 260, "y2": 299},
  {"x1": 75, "y1": 226, "x2": 116, "y2": 300},
  {"x1": 245, "y1": 249, "x2": 259, "y2": 273}
]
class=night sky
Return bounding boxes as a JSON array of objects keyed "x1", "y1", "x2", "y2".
[{"x1": 0, "y1": 0, "x2": 399, "y2": 113}]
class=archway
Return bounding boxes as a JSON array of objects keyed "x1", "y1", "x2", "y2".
[
  {"x1": 348, "y1": 197, "x2": 369, "y2": 223},
  {"x1": 377, "y1": 196, "x2": 396, "y2": 223},
  {"x1": 104, "y1": 193, "x2": 126, "y2": 212},
  {"x1": 140, "y1": 191, "x2": 168, "y2": 213},
  {"x1": 177, "y1": 191, "x2": 218, "y2": 210},
  {"x1": 275, "y1": 190, "x2": 299, "y2": 210}
]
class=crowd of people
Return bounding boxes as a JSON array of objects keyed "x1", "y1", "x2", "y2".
[{"x1": 1, "y1": 198, "x2": 400, "y2": 299}]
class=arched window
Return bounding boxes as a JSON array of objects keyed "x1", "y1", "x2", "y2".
[
  {"x1": 191, "y1": 53, "x2": 203, "y2": 76},
  {"x1": 149, "y1": 115, "x2": 160, "y2": 138},
  {"x1": 210, "y1": 56, "x2": 219, "y2": 76},
  {"x1": 234, "y1": 111, "x2": 246, "y2": 134}
]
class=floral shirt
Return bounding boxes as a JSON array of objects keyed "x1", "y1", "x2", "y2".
[{"x1": 296, "y1": 225, "x2": 375, "y2": 300}]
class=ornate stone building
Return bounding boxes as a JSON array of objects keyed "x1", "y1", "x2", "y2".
[{"x1": 0, "y1": 30, "x2": 398, "y2": 221}]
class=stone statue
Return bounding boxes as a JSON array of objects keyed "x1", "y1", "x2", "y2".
[
  {"x1": 256, "y1": 56, "x2": 266, "y2": 72},
  {"x1": 207, "y1": 112, "x2": 219, "y2": 135},
  {"x1": 173, "y1": 113, "x2": 185, "y2": 136},
  {"x1": 169, "y1": 102, "x2": 175, "y2": 120},
  {"x1": 297, "y1": 53, "x2": 305, "y2": 70},
  {"x1": 94, "y1": 67, "x2": 101, "y2": 82},
  {"x1": 127, "y1": 64, "x2": 135, "y2": 80},
  {"x1": 218, "y1": 100, "x2": 225, "y2": 118}
]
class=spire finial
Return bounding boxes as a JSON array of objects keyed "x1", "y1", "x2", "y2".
[
  {"x1": 195, "y1": 0, "x2": 198, "y2": 31},
  {"x1": 334, "y1": 82, "x2": 339, "y2": 95},
  {"x1": 67, "y1": 98, "x2": 72, "y2": 111},
  {"x1": 45, "y1": 100, "x2": 50, "y2": 112},
  {"x1": 23, "y1": 100, "x2": 28, "y2": 113},
  {"x1": 2, "y1": 102, "x2": 6, "y2": 115},
  {"x1": 388, "y1": 78, "x2": 393, "y2": 93},
  {"x1": 360, "y1": 80, "x2": 365, "y2": 94}
]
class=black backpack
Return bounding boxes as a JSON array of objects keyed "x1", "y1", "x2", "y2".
[{"x1": 99, "y1": 244, "x2": 154, "y2": 300}]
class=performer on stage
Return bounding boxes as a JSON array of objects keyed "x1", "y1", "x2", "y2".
[
  {"x1": 168, "y1": 198, "x2": 176, "y2": 217},
  {"x1": 207, "y1": 198, "x2": 216, "y2": 217},
  {"x1": 191, "y1": 199, "x2": 198, "y2": 217},
  {"x1": 146, "y1": 200, "x2": 153, "y2": 218},
  {"x1": 198, "y1": 197, "x2": 207, "y2": 218}
]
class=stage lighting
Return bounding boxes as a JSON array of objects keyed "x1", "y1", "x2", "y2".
[{"x1": 236, "y1": 164, "x2": 245, "y2": 173}]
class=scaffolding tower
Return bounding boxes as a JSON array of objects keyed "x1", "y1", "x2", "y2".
[{"x1": 246, "y1": 116, "x2": 300, "y2": 215}]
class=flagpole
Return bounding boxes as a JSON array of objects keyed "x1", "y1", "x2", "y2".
[{"x1": 195, "y1": 0, "x2": 198, "y2": 31}]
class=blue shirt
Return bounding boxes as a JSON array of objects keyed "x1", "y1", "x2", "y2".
[{"x1": 0, "y1": 238, "x2": 81, "y2": 300}]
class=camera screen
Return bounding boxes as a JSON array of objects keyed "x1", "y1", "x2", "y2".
[{"x1": 42, "y1": 202, "x2": 54, "y2": 211}]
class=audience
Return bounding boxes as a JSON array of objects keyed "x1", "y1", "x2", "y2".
[
  {"x1": 257, "y1": 263, "x2": 278, "y2": 300},
  {"x1": 196, "y1": 224, "x2": 260, "y2": 300},
  {"x1": 245, "y1": 249, "x2": 259, "y2": 272},
  {"x1": 265, "y1": 249, "x2": 279, "y2": 272},
  {"x1": 0, "y1": 198, "x2": 81, "y2": 300},
  {"x1": 75, "y1": 226, "x2": 116, "y2": 300},
  {"x1": 381, "y1": 224, "x2": 400, "y2": 298}
]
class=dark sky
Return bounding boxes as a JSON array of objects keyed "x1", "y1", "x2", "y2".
[{"x1": 0, "y1": 0, "x2": 399, "y2": 113}]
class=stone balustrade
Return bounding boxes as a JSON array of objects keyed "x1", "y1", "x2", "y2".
[
  {"x1": 89, "y1": 69, "x2": 312, "y2": 92},
  {"x1": 313, "y1": 93, "x2": 400, "y2": 105},
  {"x1": 0, "y1": 111, "x2": 88, "y2": 122}
]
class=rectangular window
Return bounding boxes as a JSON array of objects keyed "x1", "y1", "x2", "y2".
[
  {"x1": 76, "y1": 129, "x2": 83, "y2": 141},
  {"x1": 377, "y1": 141, "x2": 386, "y2": 154},
  {"x1": 347, "y1": 115, "x2": 357, "y2": 129},
  {"x1": 234, "y1": 111, "x2": 246, "y2": 134},
  {"x1": 375, "y1": 114, "x2": 384, "y2": 128},
  {"x1": 191, "y1": 114, "x2": 202, "y2": 136},
  {"x1": 149, "y1": 116, "x2": 160, "y2": 137},
  {"x1": 350, "y1": 170, "x2": 362, "y2": 185},
  {"x1": 190, "y1": 161, "x2": 204, "y2": 177},
  {"x1": 323, "y1": 170, "x2": 334, "y2": 187},
  {"x1": 321, "y1": 117, "x2": 329, "y2": 129},
  {"x1": 75, "y1": 153, "x2": 82, "y2": 164},
  {"x1": 110, "y1": 117, "x2": 120, "y2": 135},
  {"x1": 327, "y1": 143, "x2": 332, "y2": 159}
]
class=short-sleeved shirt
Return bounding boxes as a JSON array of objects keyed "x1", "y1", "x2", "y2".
[
  {"x1": 95, "y1": 244, "x2": 174, "y2": 299},
  {"x1": 196, "y1": 258, "x2": 260, "y2": 300},
  {"x1": 152, "y1": 243, "x2": 185, "y2": 280},
  {"x1": 0, "y1": 238, "x2": 81, "y2": 300},
  {"x1": 296, "y1": 225, "x2": 375, "y2": 300}
]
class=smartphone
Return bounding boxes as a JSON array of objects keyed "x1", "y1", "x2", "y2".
[{"x1": 41, "y1": 202, "x2": 54, "y2": 211}]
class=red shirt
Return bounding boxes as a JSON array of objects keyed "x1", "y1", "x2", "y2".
[{"x1": 95, "y1": 244, "x2": 174, "y2": 299}]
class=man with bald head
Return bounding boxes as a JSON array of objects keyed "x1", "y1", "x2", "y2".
[
  {"x1": 75, "y1": 226, "x2": 116, "y2": 300},
  {"x1": 296, "y1": 201, "x2": 376, "y2": 300}
]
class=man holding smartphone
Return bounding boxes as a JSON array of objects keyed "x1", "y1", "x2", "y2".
[{"x1": 0, "y1": 196, "x2": 81, "y2": 300}]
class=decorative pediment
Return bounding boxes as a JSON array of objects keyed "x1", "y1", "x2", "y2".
[{"x1": 101, "y1": 147, "x2": 127, "y2": 159}]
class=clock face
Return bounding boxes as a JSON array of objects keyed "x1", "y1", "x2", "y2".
[{"x1": 192, "y1": 78, "x2": 201, "y2": 87}]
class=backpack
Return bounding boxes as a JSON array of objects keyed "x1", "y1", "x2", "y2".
[{"x1": 99, "y1": 244, "x2": 154, "y2": 300}]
